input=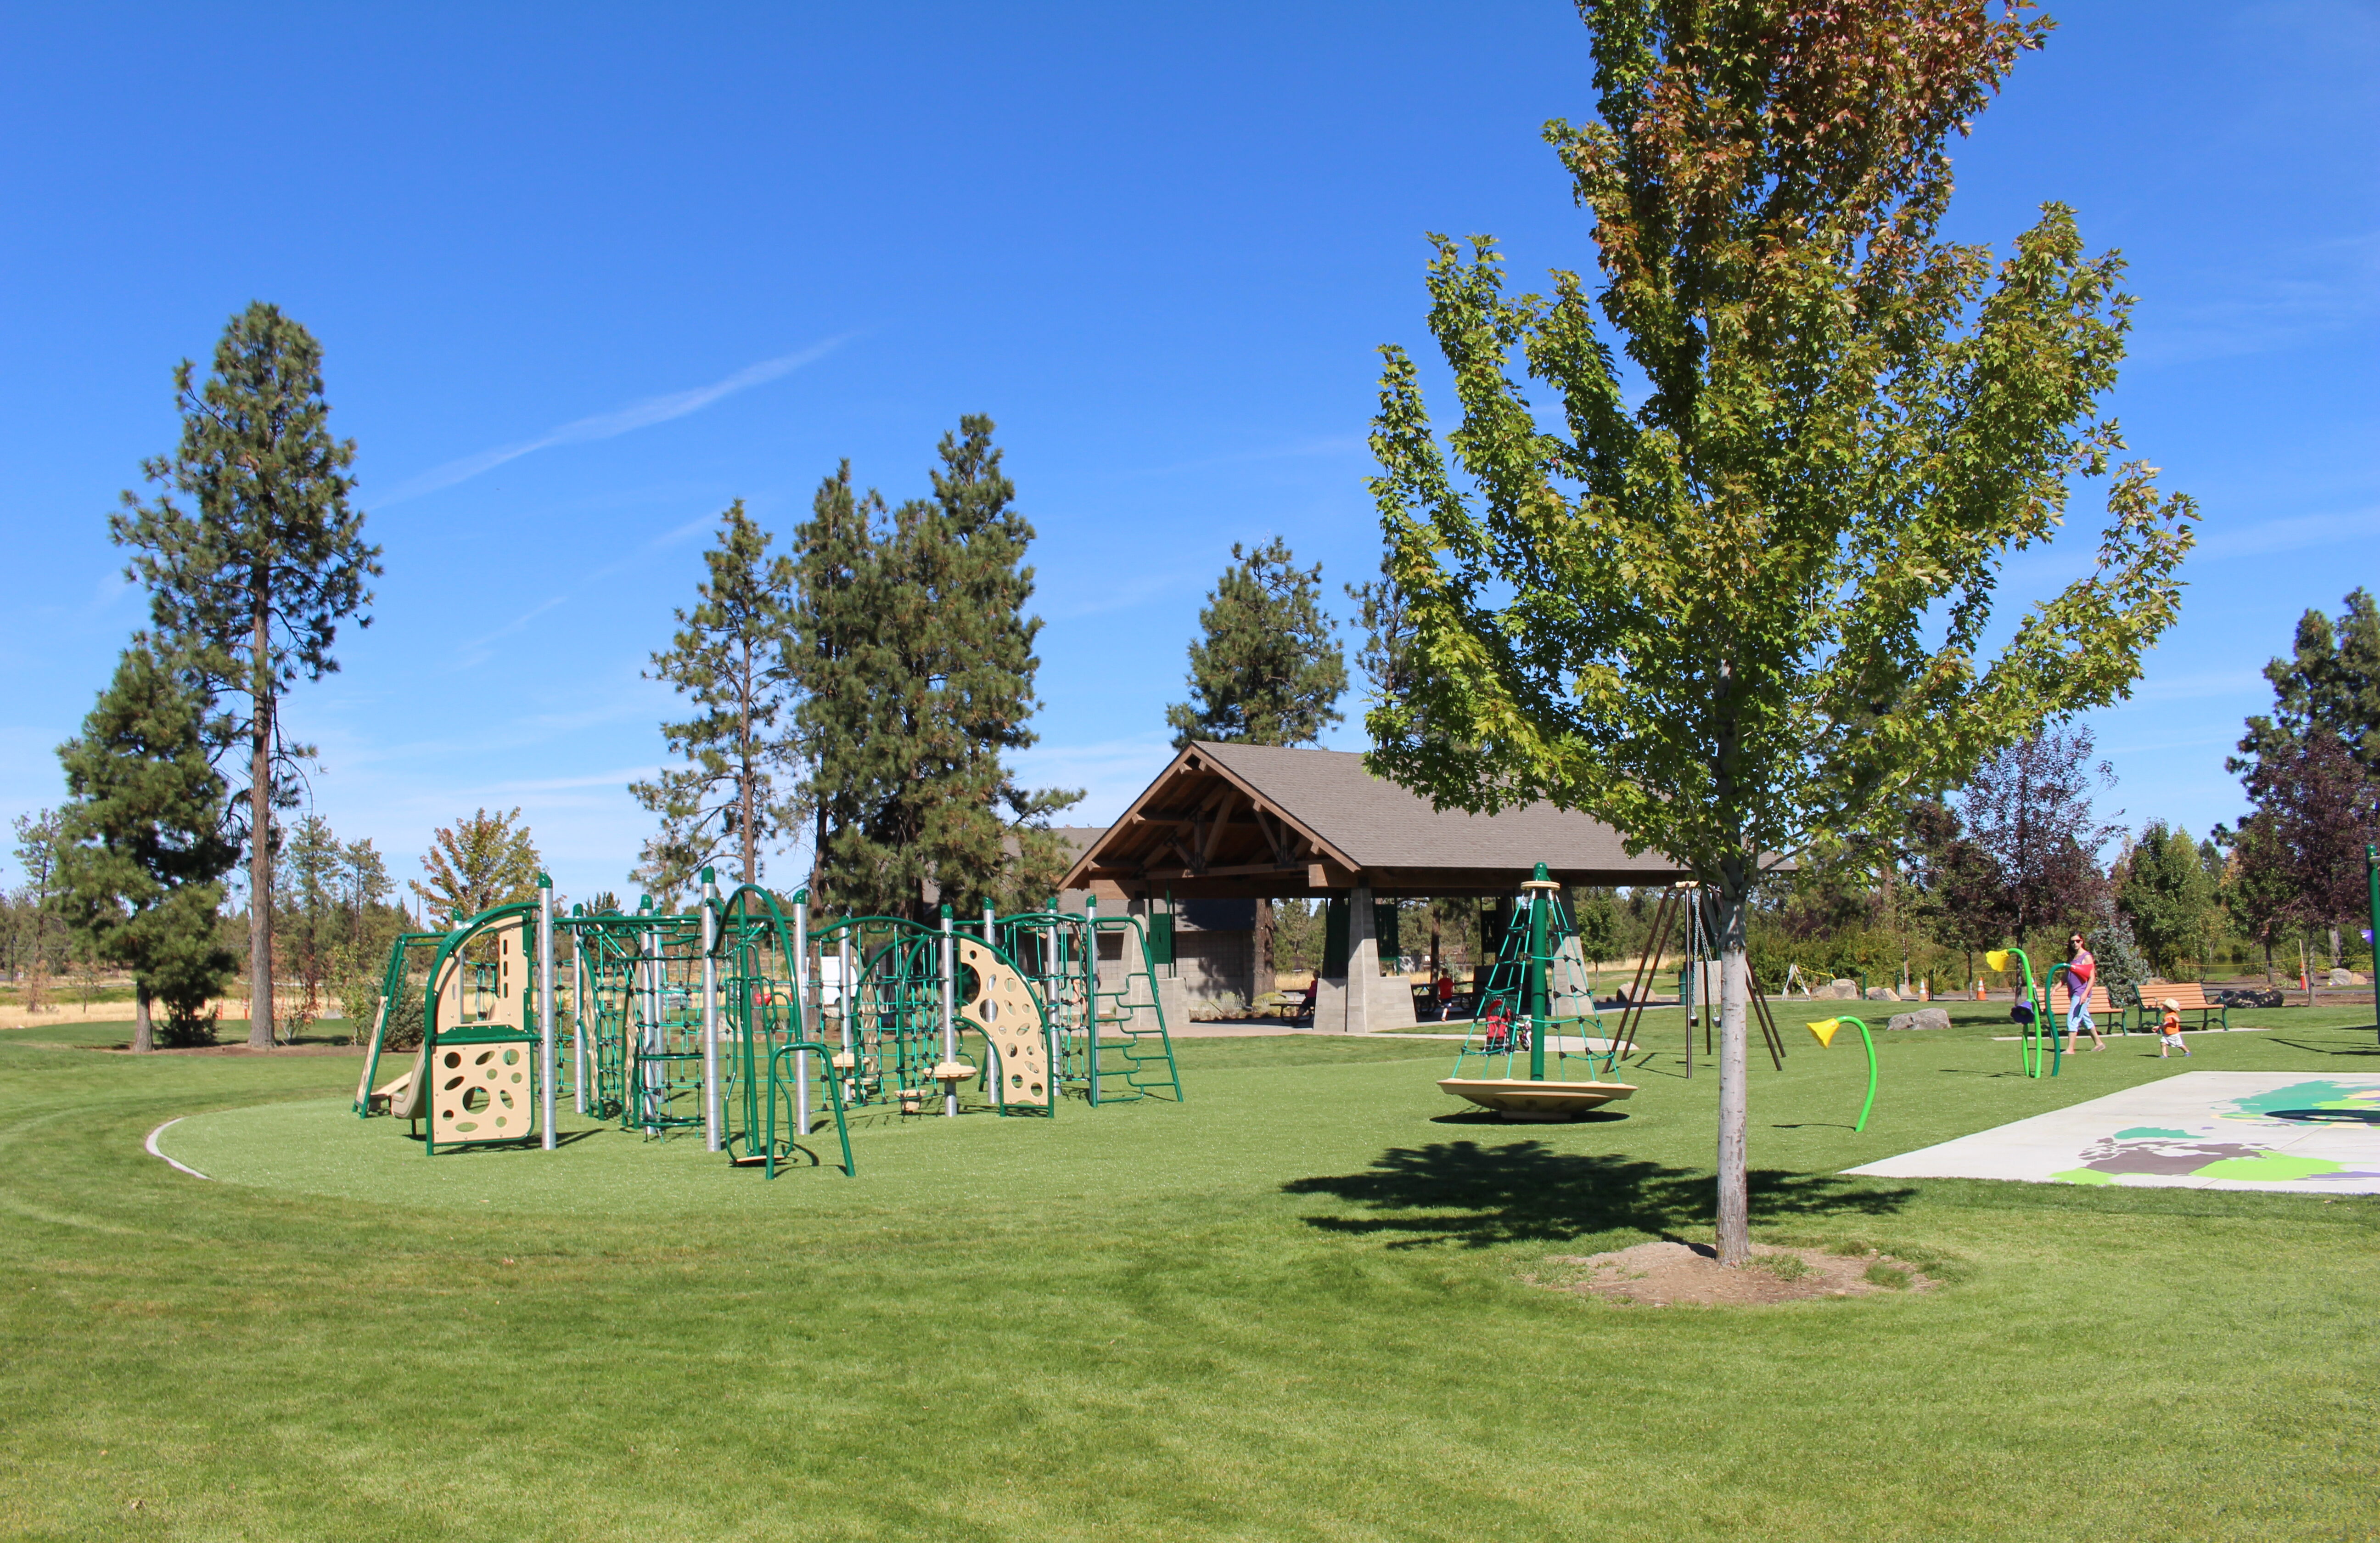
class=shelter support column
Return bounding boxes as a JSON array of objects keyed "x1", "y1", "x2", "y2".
[{"x1": 1341, "y1": 884, "x2": 1377, "y2": 1034}]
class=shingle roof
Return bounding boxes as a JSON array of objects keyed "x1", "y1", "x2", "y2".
[
  {"x1": 1190, "y1": 742, "x2": 1679, "y2": 874},
  {"x1": 1060, "y1": 741, "x2": 1696, "y2": 897}
]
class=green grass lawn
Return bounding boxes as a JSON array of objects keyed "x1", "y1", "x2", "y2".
[{"x1": 2, "y1": 1008, "x2": 2375, "y2": 1541}]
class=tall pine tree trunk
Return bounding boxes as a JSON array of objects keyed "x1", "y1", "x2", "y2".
[
  {"x1": 247, "y1": 597, "x2": 275, "y2": 1049},
  {"x1": 132, "y1": 985, "x2": 154, "y2": 1054},
  {"x1": 1715, "y1": 858, "x2": 1752, "y2": 1267},
  {"x1": 739, "y1": 641, "x2": 758, "y2": 885}
]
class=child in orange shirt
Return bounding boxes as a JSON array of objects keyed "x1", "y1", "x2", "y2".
[{"x1": 2156, "y1": 997, "x2": 2190, "y2": 1059}]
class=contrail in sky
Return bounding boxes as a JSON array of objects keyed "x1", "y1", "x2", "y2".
[{"x1": 375, "y1": 335, "x2": 853, "y2": 506}]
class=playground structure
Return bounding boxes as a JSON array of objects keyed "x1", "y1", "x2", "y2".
[
  {"x1": 1608, "y1": 882, "x2": 1790, "y2": 1075},
  {"x1": 1439, "y1": 864, "x2": 1637, "y2": 1120},
  {"x1": 1804, "y1": 1015, "x2": 1880, "y2": 1132},
  {"x1": 353, "y1": 873, "x2": 1183, "y2": 1174}
]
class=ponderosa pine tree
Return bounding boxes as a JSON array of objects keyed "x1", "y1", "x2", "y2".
[
  {"x1": 1365, "y1": 1, "x2": 2194, "y2": 1262},
  {"x1": 1166, "y1": 537, "x2": 1347, "y2": 978},
  {"x1": 794, "y1": 420, "x2": 1080, "y2": 918},
  {"x1": 112, "y1": 303, "x2": 381, "y2": 1047},
  {"x1": 53, "y1": 642, "x2": 241, "y2": 1051},
  {"x1": 631, "y1": 499, "x2": 797, "y2": 893},
  {"x1": 1347, "y1": 560, "x2": 1418, "y2": 712},
  {"x1": 1166, "y1": 538, "x2": 1346, "y2": 749},
  {"x1": 2234, "y1": 590, "x2": 2380, "y2": 781},
  {"x1": 787, "y1": 462, "x2": 888, "y2": 901}
]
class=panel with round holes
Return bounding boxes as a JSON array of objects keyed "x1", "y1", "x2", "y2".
[
  {"x1": 432, "y1": 1043, "x2": 531, "y2": 1142},
  {"x1": 954, "y1": 939, "x2": 1049, "y2": 1109}
]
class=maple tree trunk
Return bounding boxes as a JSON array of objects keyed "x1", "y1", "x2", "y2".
[{"x1": 1715, "y1": 876, "x2": 1751, "y2": 1267}]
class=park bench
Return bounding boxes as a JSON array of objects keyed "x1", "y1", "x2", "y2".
[
  {"x1": 2042, "y1": 983, "x2": 2115, "y2": 1029},
  {"x1": 2129, "y1": 981, "x2": 2230, "y2": 1034}
]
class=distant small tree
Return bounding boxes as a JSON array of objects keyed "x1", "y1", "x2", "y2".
[
  {"x1": 278, "y1": 813, "x2": 342, "y2": 1021},
  {"x1": 2086, "y1": 893, "x2": 2153, "y2": 1009},
  {"x1": 1960, "y1": 730, "x2": 2121, "y2": 941},
  {"x1": 53, "y1": 642, "x2": 241, "y2": 1050},
  {"x1": 630, "y1": 499, "x2": 796, "y2": 895},
  {"x1": 1903, "y1": 800, "x2": 2010, "y2": 985},
  {"x1": 340, "y1": 837, "x2": 392, "y2": 944},
  {"x1": 2216, "y1": 814, "x2": 2294, "y2": 986},
  {"x1": 410, "y1": 808, "x2": 542, "y2": 925},
  {"x1": 10, "y1": 811, "x2": 62, "y2": 1014},
  {"x1": 2118, "y1": 820, "x2": 2216, "y2": 977},
  {"x1": 110, "y1": 303, "x2": 381, "y2": 1047},
  {"x1": 1572, "y1": 887, "x2": 1619, "y2": 970}
]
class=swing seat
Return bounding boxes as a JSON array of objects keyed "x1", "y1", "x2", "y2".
[{"x1": 1437, "y1": 1077, "x2": 1635, "y2": 1121}]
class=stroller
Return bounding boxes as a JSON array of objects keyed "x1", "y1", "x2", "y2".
[{"x1": 1478, "y1": 997, "x2": 1528, "y2": 1056}]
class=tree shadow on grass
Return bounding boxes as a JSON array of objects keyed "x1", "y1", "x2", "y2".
[
  {"x1": 1282, "y1": 1139, "x2": 1915, "y2": 1249},
  {"x1": 2266, "y1": 1037, "x2": 2380, "y2": 1059}
]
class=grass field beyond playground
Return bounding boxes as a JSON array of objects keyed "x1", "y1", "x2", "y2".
[{"x1": 3, "y1": 1008, "x2": 2375, "y2": 1541}]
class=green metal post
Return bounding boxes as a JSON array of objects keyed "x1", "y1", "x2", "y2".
[
  {"x1": 1996, "y1": 946, "x2": 2041, "y2": 1077},
  {"x1": 1528, "y1": 864, "x2": 1551, "y2": 1082},
  {"x1": 1084, "y1": 894, "x2": 1100, "y2": 1106},
  {"x1": 1847, "y1": 1015, "x2": 1877, "y2": 1131},
  {"x1": 2368, "y1": 844, "x2": 2378, "y2": 1044}
]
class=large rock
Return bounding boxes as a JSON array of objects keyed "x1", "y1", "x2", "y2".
[
  {"x1": 1886, "y1": 1008, "x2": 1952, "y2": 1032},
  {"x1": 1865, "y1": 986, "x2": 1901, "y2": 1002},
  {"x1": 1825, "y1": 978, "x2": 1859, "y2": 1000},
  {"x1": 2326, "y1": 968, "x2": 2366, "y2": 987}
]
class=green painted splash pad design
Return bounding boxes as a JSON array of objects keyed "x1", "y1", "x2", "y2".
[{"x1": 1847, "y1": 1073, "x2": 2380, "y2": 1194}]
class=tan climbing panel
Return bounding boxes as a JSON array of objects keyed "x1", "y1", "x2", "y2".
[
  {"x1": 956, "y1": 937, "x2": 1049, "y2": 1109},
  {"x1": 435, "y1": 922, "x2": 524, "y2": 1031},
  {"x1": 430, "y1": 1040, "x2": 533, "y2": 1143}
]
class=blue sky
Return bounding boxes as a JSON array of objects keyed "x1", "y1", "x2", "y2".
[{"x1": 2, "y1": 2, "x2": 2373, "y2": 907}]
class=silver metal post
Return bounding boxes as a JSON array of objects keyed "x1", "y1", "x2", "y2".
[
  {"x1": 980, "y1": 899, "x2": 1000, "y2": 1106},
  {"x1": 941, "y1": 907, "x2": 957, "y2": 1117},
  {"x1": 838, "y1": 934, "x2": 853, "y2": 1054},
  {"x1": 702, "y1": 868, "x2": 721, "y2": 1152},
  {"x1": 572, "y1": 909, "x2": 589, "y2": 1116},
  {"x1": 793, "y1": 897, "x2": 812, "y2": 1137},
  {"x1": 538, "y1": 876, "x2": 556, "y2": 1150},
  {"x1": 640, "y1": 902, "x2": 659, "y2": 1134}
]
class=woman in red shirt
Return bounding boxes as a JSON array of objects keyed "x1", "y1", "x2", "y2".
[{"x1": 2065, "y1": 933, "x2": 2106, "y2": 1052}]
